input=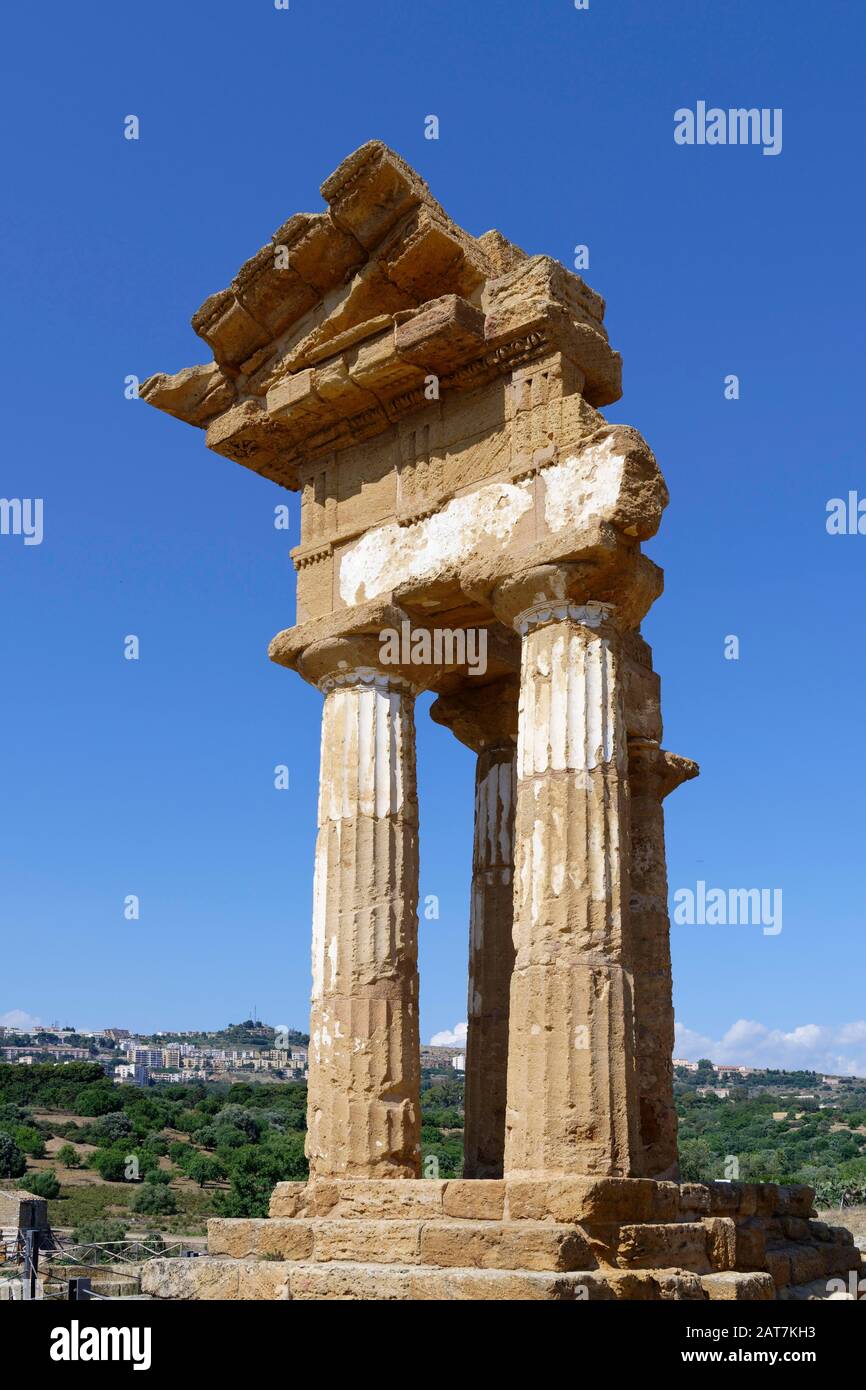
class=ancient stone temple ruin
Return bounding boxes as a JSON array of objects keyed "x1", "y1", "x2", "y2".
[{"x1": 140, "y1": 143, "x2": 861, "y2": 1300}]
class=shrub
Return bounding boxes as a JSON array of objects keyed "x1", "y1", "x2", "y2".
[
  {"x1": 69, "y1": 1218, "x2": 128, "y2": 1263},
  {"x1": 20, "y1": 1169, "x2": 60, "y2": 1199},
  {"x1": 56, "y1": 1143, "x2": 81, "y2": 1169},
  {"x1": 131, "y1": 1183, "x2": 177, "y2": 1216}
]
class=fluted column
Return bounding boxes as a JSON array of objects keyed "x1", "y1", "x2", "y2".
[
  {"x1": 307, "y1": 667, "x2": 421, "y2": 1179},
  {"x1": 429, "y1": 674, "x2": 520, "y2": 1180},
  {"x1": 495, "y1": 589, "x2": 641, "y2": 1178},
  {"x1": 629, "y1": 738, "x2": 698, "y2": 1180},
  {"x1": 464, "y1": 744, "x2": 517, "y2": 1178}
]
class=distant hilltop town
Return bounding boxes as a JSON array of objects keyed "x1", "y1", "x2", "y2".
[
  {"x1": 0, "y1": 1020, "x2": 468, "y2": 1087},
  {"x1": 0, "y1": 1020, "x2": 310, "y2": 1086}
]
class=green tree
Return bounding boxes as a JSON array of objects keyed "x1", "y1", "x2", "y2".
[
  {"x1": 93, "y1": 1112, "x2": 134, "y2": 1144},
  {"x1": 215, "y1": 1135, "x2": 308, "y2": 1218},
  {"x1": 89, "y1": 1148, "x2": 129, "y2": 1182},
  {"x1": 214, "y1": 1105, "x2": 261, "y2": 1141},
  {"x1": 56, "y1": 1143, "x2": 81, "y2": 1169},
  {"x1": 12, "y1": 1125, "x2": 45, "y2": 1158},
  {"x1": 186, "y1": 1153, "x2": 227, "y2": 1188},
  {"x1": 0, "y1": 1133, "x2": 26, "y2": 1178},
  {"x1": 75, "y1": 1084, "x2": 123, "y2": 1117}
]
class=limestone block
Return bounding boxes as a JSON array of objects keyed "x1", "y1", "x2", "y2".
[
  {"x1": 409, "y1": 1267, "x2": 594, "y2": 1301},
  {"x1": 677, "y1": 1184, "x2": 711, "y2": 1215},
  {"x1": 442, "y1": 1179, "x2": 506, "y2": 1221},
  {"x1": 418, "y1": 1220, "x2": 591, "y2": 1273},
  {"x1": 268, "y1": 1181, "x2": 311, "y2": 1218},
  {"x1": 311, "y1": 1218, "x2": 422, "y2": 1265},
  {"x1": 139, "y1": 361, "x2": 235, "y2": 427},
  {"x1": 289, "y1": 1261, "x2": 414, "y2": 1301},
  {"x1": 764, "y1": 1247, "x2": 792, "y2": 1289},
  {"x1": 787, "y1": 1243, "x2": 829, "y2": 1286},
  {"x1": 734, "y1": 1218, "x2": 768, "y2": 1270},
  {"x1": 773, "y1": 1184, "x2": 815, "y2": 1218},
  {"x1": 320, "y1": 142, "x2": 433, "y2": 251},
  {"x1": 207, "y1": 1218, "x2": 315, "y2": 1261},
  {"x1": 307, "y1": 1178, "x2": 446, "y2": 1220},
  {"x1": 819, "y1": 1242, "x2": 862, "y2": 1278},
  {"x1": 615, "y1": 1222, "x2": 711, "y2": 1272},
  {"x1": 271, "y1": 211, "x2": 366, "y2": 297},
  {"x1": 234, "y1": 239, "x2": 319, "y2": 338},
  {"x1": 504, "y1": 1176, "x2": 660, "y2": 1225},
  {"x1": 705, "y1": 1182, "x2": 747, "y2": 1216},
  {"x1": 191, "y1": 289, "x2": 270, "y2": 369},
  {"x1": 701, "y1": 1271, "x2": 775, "y2": 1301},
  {"x1": 702, "y1": 1217, "x2": 737, "y2": 1271},
  {"x1": 141, "y1": 1258, "x2": 290, "y2": 1301},
  {"x1": 394, "y1": 294, "x2": 486, "y2": 374},
  {"x1": 781, "y1": 1216, "x2": 811, "y2": 1242}
]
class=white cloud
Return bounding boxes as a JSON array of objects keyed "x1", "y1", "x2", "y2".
[
  {"x1": 674, "y1": 1018, "x2": 866, "y2": 1077},
  {"x1": 0, "y1": 1009, "x2": 42, "y2": 1030},
  {"x1": 429, "y1": 1021, "x2": 467, "y2": 1047}
]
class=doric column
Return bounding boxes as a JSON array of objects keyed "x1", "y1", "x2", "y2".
[
  {"x1": 628, "y1": 738, "x2": 698, "y2": 1180},
  {"x1": 465, "y1": 745, "x2": 516, "y2": 1177},
  {"x1": 493, "y1": 575, "x2": 642, "y2": 1179},
  {"x1": 430, "y1": 677, "x2": 518, "y2": 1179},
  {"x1": 306, "y1": 663, "x2": 421, "y2": 1179}
]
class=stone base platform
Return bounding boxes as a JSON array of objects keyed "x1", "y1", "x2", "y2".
[{"x1": 141, "y1": 1177, "x2": 863, "y2": 1301}]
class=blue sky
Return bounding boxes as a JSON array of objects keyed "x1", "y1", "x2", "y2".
[{"x1": 1, "y1": 0, "x2": 864, "y2": 1073}]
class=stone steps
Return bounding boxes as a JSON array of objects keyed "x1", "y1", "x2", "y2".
[
  {"x1": 142, "y1": 1257, "x2": 773, "y2": 1302},
  {"x1": 136, "y1": 1178, "x2": 862, "y2": 1301},
  {"x1": 208, "y1": 1216, "x2": 593, "y2": 1272},
  {"x1": 207, "y1": 1212, "x2": 756, "y2": 1276}
]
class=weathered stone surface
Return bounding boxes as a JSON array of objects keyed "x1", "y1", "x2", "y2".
[
  {"x1": 442, "y1": 1179, "x2": 506, "y2": 1221},
  {"x1": 268, "y1": 1181, "x2": 311, "y2": 1218},
  {"x1": 141, "y1": 1259, "x2": 291, "y2": 1301},
  {"x1": 615, "y1": 1222, "x2": 712, "y2": 1273},
  {"x1": 419, "y1": 1220, "x2": 591, "y2": 1272},
  {"x1": 496, "y1": 593, "x2": 641, "y2": 1179},
  {"x1": 295, "y1": 1178, "x2": 446, "y2": 1220},
  {"x1": 305, "y1": 664, "x2": 421, "y2": 1179},
  {"x1": 505, "y1": 1176, "x2": 661, "y2": 1225},
  {"x1": 701, "y1": 1271, "x2": 775, "y2": 1301},
  {"x1": 628, "y1": 737, "x2": 698, "y2": 1180},
  {"x1": 207, "y1": 1218, "x2": 314, "y2": 1261},
  {"x1": 463, "y1": 742, "x2": 516, "y2": 1179}
]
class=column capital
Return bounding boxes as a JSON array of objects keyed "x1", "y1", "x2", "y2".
[
  {"x1": 488, "y1": 557, "x2": 661, "y2": 635},
  {"x1": 628, "y1": 738, "x2": 700, "y2": 799},
  {"x1": 513, "y1": 599, "x2": 617, "y2": 637},
  {"x1": 430, "y1": 675, "x2": 519, "y2": 753}
]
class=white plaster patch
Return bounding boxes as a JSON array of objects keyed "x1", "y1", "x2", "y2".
[
  {"x1": 542, "y1": 436, "x2": 625, "y2": 536},
  {"x1": 311, "y1": 837, "x2": 330, "y2": 1001},
  {"x1": 339, "y1": 477, "x2": 533, "y2": 606}
]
